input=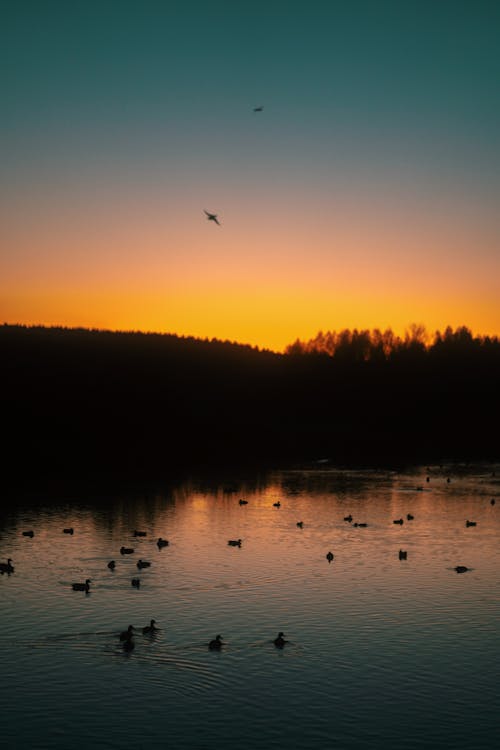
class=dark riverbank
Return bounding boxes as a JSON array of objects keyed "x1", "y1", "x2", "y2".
[{"x1": 2, "y1": 324, "x2": 499, "y2": 488}]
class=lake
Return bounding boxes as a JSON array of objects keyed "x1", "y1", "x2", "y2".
[{"x1": 1, "y1": 463, "x2": 499, "y2": 749}]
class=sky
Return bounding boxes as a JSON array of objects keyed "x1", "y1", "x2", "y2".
[{"x1": 1, "y1": 0, "x2": 499, "y2": 351}]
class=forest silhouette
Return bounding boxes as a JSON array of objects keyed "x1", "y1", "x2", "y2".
[{"x1": 2, "y1": 323, "x2": 499, "y2": 483}]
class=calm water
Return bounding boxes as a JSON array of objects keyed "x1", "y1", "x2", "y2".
[{"x1": 1, "y1": 464, "x2": 499, "y2": 750}]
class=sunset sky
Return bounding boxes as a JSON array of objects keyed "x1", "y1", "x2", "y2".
[{"x1": 1, "y1": 1, "x2": 499, "y2": 351}]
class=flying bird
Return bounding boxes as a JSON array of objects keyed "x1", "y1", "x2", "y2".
[
  {"x1": 204, "y1": 210, "x2": 220, "y2": 226},
  {"x1": 253, "y1": 105, "x2": 263, "y2": 112}
]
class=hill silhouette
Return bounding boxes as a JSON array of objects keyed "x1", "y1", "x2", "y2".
[{"x1": 1, "y1": 324, "x2": 499, "y2": 483}]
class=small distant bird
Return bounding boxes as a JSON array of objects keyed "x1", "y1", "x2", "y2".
[
  {"x1": 204, "y1": 209, "x2": 220, "y2": 225},
  {"x1": 107, "y1": 560, "x2": 116, "y2": 570},
  {"x1": 239, "y1": 499, "x2": 248, "y2": 505},
  {"x1": 157, "y1": 537, "x2": 169, "y2": 548},
  {"x1": 466, "y1": 520, "x2": 477, "y2": 527},
  {"x1": 399, "y1": 549, "x2": 408, "y2": 560},
  {"x1": 137, "y1": 559, "x2": 151, "y2": 569},
  {"x1": 344, "y1": 515, "x2": 353, "y2": 523},
  {"x1": 120, "y1": 546, "x2": 134, "y2": 555},
  {"x1": 393, "y1": 519, "x2": 404, "y2": 525},
  {"x1": 22, "y1": 530, "x2": 34, "y2": 538},
  {"x1": 0, "y1": 558, "x2": 14, "y2": 574},
  {"x1": 273, "y1": 632, "x2": 288, "y2": 648},
  {"x1": 63, "y1": 528, "x2": 74, "y2": 535},
  {"x1": 120, "y1": 625, "x2": 135, "y2": 641},
  {"x1": 354, "y1": 523, "x2": 368, "y2": 528},
  {"x1": 407, "y1": 513, "x2": 414, "y2": 521},
  {"x1": 142, "y1": 619, "x2": 158, "y2": 635},
  {"x1": 228, "y1": 539, "x2": 242, "y2": 547},
  {"x1": 72, "y1": 579, "x2": 91, "y2": 592},
  {"x1": 454, "y1": 566, "x2": 469, "y2": 573},
  {"x1": 253, "y1": 105, "x2": 264, "y2": 112},
  {"x1": 326, "y1": 551, "x2": 334, "y2": 562},
  {"x1": 209, "y1": 634, "x2": 223, "y2": 651},
  {"x1": 491, "y1": 499, "x2": 496, "y2": 505},
  {"x1": 131, "y1": 578, "x2": 141, "y2": 588},
  {"x1": 296, "y1": 521, "x2": 304, "y2": 528},
  {"x1": 133, "y1": 530, "x2": 147, "y2": 537},
  {"x1": 273, "y1": 501, "x2": 281, "y2": 508}
]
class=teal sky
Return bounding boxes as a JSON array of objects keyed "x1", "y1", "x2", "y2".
[{"x1": 1, "y1": 1, "x2": 499, "y2": 349}]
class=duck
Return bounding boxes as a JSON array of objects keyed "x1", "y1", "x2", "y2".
[
  {"x1": 120, "y1": 546, "x2": 134, "y2": 555},
  {"x1": 131, "y1": 578, "x2": 141, "y2": 588},
  {"x1": 454, "y1": 566, "x2": 469, "y2": 573},
  {"x1": 63, "y1": 528, "x2": 74, "y2": 535},
  {"x1": 72, "y1": 579, "x2": 91, "y2": 592},
  {"x1": 0, "y1": 558, "x2": 14, "y2": 574},
  {"x1": 393, "y1": 518, "x2": 404, "y2": 525},
  {"x1": 407, "y1": 513, "x2": 414, "y2": 521},
  {"x1": 137, "y1": 559, "x2": 151, "y2": 569},
  {"x1": 354, "y1": 522, "x2": 367, "y2": 528},
  {"x1": 133, "y1": 530, "x2": 147, "y2": 537},
  {"x1": 122, "y1": 637, "x2": 135, "y2": 652},
  {"x1": 142, "y1": 619, "x2": 158, "y2": 634},
  {"x1": 466, "y1": 520, "x2": 477, "y2": 527},
  {"x1": 157, "y1": 538, "x2": 169, "y2": 548},
  {"x1": 344, "y1": 514, "x2": 353, "y2": 522},
  {"x1": 296, "y1": 521, "x2": 304, "y2": 528},
  {"x1": 208, "y1": 634, "x2": 223, "y2": 651},
  {"x1": 491, "y1": 499, "x2": 496, "y2": 506},
  {"x1": 326, "y1": 551, "x2": 334, "y2": 562},
  {"x1": 239, "y1": 499, "x2": 248, "y2": 505},
  {"x1": 273, "y1": 501, "x2": 281, "y2": 508},
  {"x1": 119, "y1": 625, "x2": 135, "y2": 641},
  {"x1": 22, "y1": 530, "x2": 34, "y2": 538},
  {"x1": 107, "y1": 560, "x2": 116, "y2": 570},
  {"x1": 399, "y1": 549, "x2": 408, "y2": 560},
  {"x1": 273, "y1": 632, "x2": 288, "y2": 648},
  {"x1": 228, "y1": 539, "x2": 242, "y2": 547}
]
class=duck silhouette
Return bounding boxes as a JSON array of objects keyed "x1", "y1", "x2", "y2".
[
  {"x1": 63, "y1": 528, "x2": 74, "y2": 535},
  {"x1": 133, "y1": 530, "x2": 147, "y2": 537},
  {"x1": 142, "y1": 619, "x2": 158, "y2": 634},
  {"x1": 296, "y1": 521, "x2": 304, "y2": 528},
  {"x1": 228, "y1": 539, "x2": 242, "y2": 547},
  {"x1": 399, "y1": 549, "x2": 408, "y2": 560},
  {"x1": 273, "y1": 632, "x2": 288, "y2": 648},
  {"x1": 131, "y1": 578, "x2": 141, "y2": 588},
  {"x1": 454, "y1": 566, "x2": 469, "y2": 573},
  {"x1": 344, "y1": 514, "x2": 353, "y2": 522},
  {"x1": 22, "y1": 530, "x2": 34, "y2": 538},
  {"x1": 0, "y1": 558, "x2": 14, "y2": 574},
  {"x1": 72, "y1": 579, "x2": 91, "y2": 592},
  {"x1": 120, "y1": 546, "x2": 134, "y2": 555},
  {"x1": 137, "y1": 559, "x2": 151, "y2": 569},
  {"x1": 393, "y1": 519, "x2": 404, "y2": 525},
  {"x1": 326, "y1": 551, "x2": 334, "y2": 562},
  {"x1": 239, "y1": 499, "x2": 248, "y2": 505},
  {"x1": 119, "y1": 625, "x2": 135, "y2": 641},
  {"x1": 157, "y1": 537, "x2": 169, "y2": 548},
  {"x1": 209, "y1": 634, "x2": 223, "y2": 650},
  {"x1": 107, "y1": 560, "x2": 116, "y2": 570},
  {"x1": 466, "y1": 520, "x2": 477, "y2": 527}
]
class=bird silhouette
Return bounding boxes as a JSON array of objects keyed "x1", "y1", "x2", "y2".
[
  {"x1": 204, "y1": 210, "x2": 220, "y2": 225},
  {"x1": 253, "y1": 105, "x2": 263, "y2": 112}
]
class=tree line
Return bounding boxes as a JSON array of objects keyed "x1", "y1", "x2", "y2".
[{"x1": 1, "y1": 323, "x2": 499, "y2": 484}]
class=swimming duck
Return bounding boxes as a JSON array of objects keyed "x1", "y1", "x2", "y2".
[
  {"x1": 239, "y1": 499, "x2": 248, "y2": 505},
  {"x1": 273, "y1": 501, "x2": 281, "y2": 508},
  {"x1": 399, "y1": 549, "x2": 408, "y2": 560},
  {"x1": 22, "y1": 530, "x2": 34, "y2": 538},
  {"x1": 72, "y1": 579, "x2": 91, "y2": 592},
  {"x1": 137, "y1": 559, "x2": 151, "y2": 569},
  {"x1": 131, "y1": 578, "x2": 141, "y2": 588},
  {"x1": 344, "y1": 514, "x2": 353, "y2": 522},
  {"x1": 491, "y1": 499, "x2": 496, "y2": 506},
  {"x1": 133, "y1": 530, "x2": 147, "y2": 537},
  {"x1": 228, "y1": 539, "x2": 242, "y2": 547},
  {"x1": 208, "y1": 634, "x2": 223, "y2": 651},
  {"x1": 354, "y1": 522, "x2": 367, "y2": 528},
  {"x1": 466, "y1": 520, "x2": 477, "y2": 527},
  {"x1": 122, "y1": 637, "x2": 135, "y2": 652},
  {"x1": 157, "y1": 538, "x2": 169, "y2": 548},
  {"x1": 326, "y1": 551, "x2": 334, "y2": 562},
  {"x1": 63, "y1": 528, "x2": 74, "y2": 535},
  {"x1": 393, "y1": 519, "x2": 404, "y2": 525},
  {"x1": 107, "y1": 560, "x2": 116, "y2": 570},
  {"x1": 407, "y1": 514, "x2": 414, "y2": 521},
  {"x1": 273, "y1": 632, "x2": 288, "y2": 648},
  {"x1": 296, "y1": 521, "x2": 304, "y2": 528},
  {"x1": 454, "y1": 566, "x2": 469, "y2": 573},
  {"x1": 120, "y1": 546, "x2": 134, "y2": 555},
  {"x1": 119, "y1": 625, "x2": 135, "y2": 641},
  {"x1": 0, "y1": 558, "x2": 14, "y2": 574},
  {"x1": 142, "y1": 619, "x2": 158, "y2": 634}
]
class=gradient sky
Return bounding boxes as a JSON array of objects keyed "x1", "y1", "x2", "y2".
[{"x1": 1, "y1": 1, "x2": 499, "y2": 350}]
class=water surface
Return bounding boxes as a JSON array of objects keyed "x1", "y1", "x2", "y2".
[{"x1": 1, "y1": 464, "x2": 499, "y2": 749}]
